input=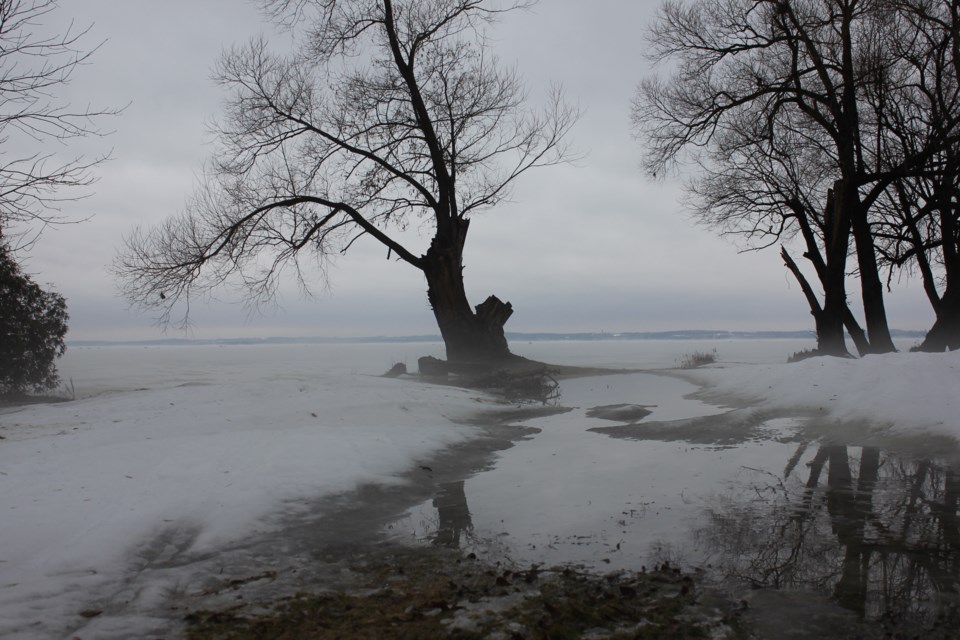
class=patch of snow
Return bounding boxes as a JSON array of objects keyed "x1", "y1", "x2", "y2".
[{"x1": 684, "y1": 350, "x2": 960, "y2": 436}]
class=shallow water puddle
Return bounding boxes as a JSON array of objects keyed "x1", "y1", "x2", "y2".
[
  {"x1": 390, "y1": 372, "x2": 960, "y2": 636},
  {"x1": 391, "y1": 373, "x2": 796, "y2": 571},
  {"x1": 700, "y1": 443, "x2": 960, "y2": 634}
]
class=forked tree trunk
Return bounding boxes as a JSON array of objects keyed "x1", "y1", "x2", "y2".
[
  {"x1": 919, "y1": 184, "x2": 960, "y2": 351},
  {"x1": 781, "y1": 247, "x2": 870, "y2": 356},
  {"x1": 919, "y1": 285, "x2": 960, "y2": 352},
  {"x1": 421, "y1": 233, "x2": 513, "y2": 363},
  {"x1": 911, "y1": 188, "x2": 960, "y2": 352}
]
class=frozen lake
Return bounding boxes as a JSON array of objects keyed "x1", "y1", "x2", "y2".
[{"x1": 55, "y1": 337, "x2": 818, "y2": 398}]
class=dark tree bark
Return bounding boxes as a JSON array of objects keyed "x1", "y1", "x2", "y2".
[
  {"x1": 878, "y1": 167, "x2": 960, "y2": 352},
  {"x1": 782, "y1": 245, "x2": 870, "y2": 356},
  {"x1": 919, "y1": 287, "x2": 960, "y2": 352},
  {"x1": 781, "y1": 246, "x2": 830, "y2": 350},
  {"x1": 851, "y1": 202, "x2": 897, "y2": 353},
  {"x1": 821, "y1": 182, "x2": 856, "y2": 357},
  {"x1": 422, "y1": 221, "x2": 513, "y2": 362},
  {"x1": 919, "y1": 168, "x2": 960, "y2": 351},
  {"x1": 784, "y1": 191, "x2": 872, "y2": 356},
  {"x1": 843, "y1": 309, "x2": 871, "y2": 358}
]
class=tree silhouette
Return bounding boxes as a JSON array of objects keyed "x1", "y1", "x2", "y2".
[
  {"x1": 116, "y1": 0, "x2": 577, "y2": 362},
  {"x1": 634, "y1": 0, "x2": 960, "y2": 355}
]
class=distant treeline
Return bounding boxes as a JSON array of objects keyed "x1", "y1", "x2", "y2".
[{"x1": 67, "y1": 329, "x2": 925, "y2": 348}]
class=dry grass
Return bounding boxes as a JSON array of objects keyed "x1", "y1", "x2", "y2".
[{"x1": 183, "y1": 547, "x2": 744, "y2": 640}]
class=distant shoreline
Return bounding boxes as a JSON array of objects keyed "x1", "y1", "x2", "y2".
[{"x1": 66, "y1": 329, "x2": 925, "y2": 348}]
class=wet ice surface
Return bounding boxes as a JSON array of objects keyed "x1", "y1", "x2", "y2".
[{"x1": 391, "y1": 371, "x2": 960, "y2": 637}]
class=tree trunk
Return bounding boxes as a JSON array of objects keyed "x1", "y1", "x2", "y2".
[
  {"x1": 919, "y1": 284, "x2": 960, "y2": 352},
  {"x1": 850, "y1": 203, "x2": 897, "y2": 353},
  {"x1": 781, "y1": 246, "x2": 828, "y2": 346},
  {"x1": 842, "y1": 308, "x2": 871, "y2": 357},
  {"x1": 421, "y1": 228, "x2": 513, "y2": 363},
  {"x1": 820, "y1": 184, "x2": 853, "y2": 356},
  {"x1": 819, "y1": 294, "x2": 849, "y2": 356},
  {"x1": 920, "y1": 174, "x2": 960, "y2": 352},
  {"x1": 781, "y1": 246, "x2": 871, "y2": 357}
]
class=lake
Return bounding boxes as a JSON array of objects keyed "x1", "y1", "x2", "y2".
[{"x1": 57, "y1": 337, "x2": 816, "y2": 398}]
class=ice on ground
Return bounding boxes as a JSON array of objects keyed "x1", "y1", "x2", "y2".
[{"x1": 0, "y1": 369, "x2": 483, "y2": 639}]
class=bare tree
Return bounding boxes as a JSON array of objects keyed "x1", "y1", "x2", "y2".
[
  {"x1": 632, "y1": 0, "x2": 941, "y2": 356},
  {"x1": 0, "y1": 0, "x2": 116, "y2": 249},
  {"x1": 116, "y1": 0, "x2": 577, "y2": 363},
  {"x1": 872, "y1": 0, "x2": 960, "y2": 351},
  {"x1": 685, "y1": 106, "x2": 872, "y2": 354}
]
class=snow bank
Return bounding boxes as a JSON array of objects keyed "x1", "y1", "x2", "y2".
[
  {"x1": 0, "y1": 372, "x2": 484, "y2": 638},
  {"x1": 684, "y1": 350, "x2": 960, "y2": 437}
]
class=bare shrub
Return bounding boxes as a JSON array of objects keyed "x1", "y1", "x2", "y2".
[{"x1": 677, "y1": 349, "x2": 717, "y2": 369}]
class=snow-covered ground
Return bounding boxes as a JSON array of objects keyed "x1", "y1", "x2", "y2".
[
  {"x1": 683, "y1": 349, "x2": 960, "y2": 436},
  {"x1": 0, "y1": 339, "x2": 956, "y2": 638},
  {"x1": 0, "y1": 343, "x2": 482, "y2": 639}
]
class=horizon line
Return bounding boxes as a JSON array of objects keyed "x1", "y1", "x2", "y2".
[{"x1": 65, "y1": 328, "x2": 927, "y2": 347}]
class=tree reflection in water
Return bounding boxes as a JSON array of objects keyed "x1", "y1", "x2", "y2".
[
  {"x1": 431, "y1": 481, "x2": 474, "y2": 547},
  {"x1": 701, "y1": 443, "x2": 960, "y2": 632}
]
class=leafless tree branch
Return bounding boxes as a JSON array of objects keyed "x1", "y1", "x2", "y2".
[{"x1": 0, "y1": 0, "x2": 118, "y2": 249}]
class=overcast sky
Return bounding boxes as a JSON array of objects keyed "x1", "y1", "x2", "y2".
[{"x1": 13, "y1": 0, "x2": 933, "y2": 341}]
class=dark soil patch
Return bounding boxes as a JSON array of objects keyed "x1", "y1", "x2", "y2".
[{"x1": 183, "y1": 546, "x2": 745, "y2": 640}]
